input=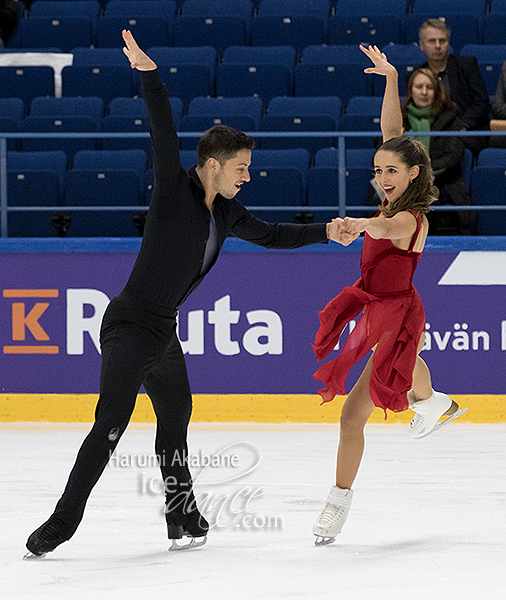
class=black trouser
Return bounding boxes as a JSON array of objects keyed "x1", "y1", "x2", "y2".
[{"x1": 51, "y1": 295, "x2": 195, "y2": 538}]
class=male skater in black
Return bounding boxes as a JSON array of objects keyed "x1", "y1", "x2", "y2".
[{"x1": 25, "y1": 30, "x2": 353, "y2": 557}]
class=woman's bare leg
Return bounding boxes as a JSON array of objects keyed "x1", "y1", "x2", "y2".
[
  {"x1": 411, "y1": 355, "x2": 433, "y2": 401},
  {"x1": 335, "y1": 354, "x2": 376, "y2": 490},
  {"x1": 411, "y1": 333, "x2": 457, "y2": 414}
]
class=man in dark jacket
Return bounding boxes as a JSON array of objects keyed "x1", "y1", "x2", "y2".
[
  {"x1": 417, "y1": 19, "x2": 490, "y2": 155},
  {"x1": 0, "y1": 0, "x2": 19, "y2": 45},
  {"x1": 25, "y1": 30, "x2": 354, "y2": 559}
]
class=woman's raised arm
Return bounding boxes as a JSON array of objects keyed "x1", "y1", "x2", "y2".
[{"x1": 360, "y1": 45, "x2": 403, "y2": 142}]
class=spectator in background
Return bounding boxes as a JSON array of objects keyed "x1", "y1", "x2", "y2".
[
  {"x1": 402, "y1": 67, "x2": 477, "y2": 235},
  {"x1": 417, "y1": 19, "x2": 490, "y2": 156},
  {"x1": 0, "y1": 0, "x2": 19, "y2": 46},
  {"x1": 490, "y1": 61, "x2": 506, "y2": 148}
]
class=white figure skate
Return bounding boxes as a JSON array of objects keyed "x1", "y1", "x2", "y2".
[
  {"x1": 408, "y1": 390, "x2": 468, "y2": 439},
  {"x1": 313, "y1": 485, "x2": 353, "y2": 546}
]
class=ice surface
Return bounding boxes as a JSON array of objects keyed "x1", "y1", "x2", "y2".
[{"x1": 1, "y1": 423, "x2": 505, "y2": 600}]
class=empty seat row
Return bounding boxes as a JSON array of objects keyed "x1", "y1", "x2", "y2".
[
  {"x1": 3, "y1": 43, "x2": 506, "y2": 109},
  {"x1": 6, "y1": 0, "x2": 506, "y2": 52},
  {"x1": 5, "y1": 146, "x2": 506, "y2": 236},
  {"x1": 4, "y1": 148, "x2": 375, "y2": 236},
  {"x1": 0, "y1": 43, "x2": 429, "y2": 106},
  {"x1": 0, "y1": 94, "x2": 383, "y2": 157}
]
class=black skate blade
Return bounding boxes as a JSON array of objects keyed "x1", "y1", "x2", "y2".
[
  {"x1": 169, "y1": 535, "x2": 207, "y2": 551},
  {"x1": 23, "y1": 550, "x2": 46, "y2": 560},
  {"x1": 314, "y1": 535, "x2": 336, "y2": 547}
]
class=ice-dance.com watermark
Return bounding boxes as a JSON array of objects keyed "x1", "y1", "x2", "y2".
[{"x1": 108, "y1": 441, "x2": 283, "y2": 531}]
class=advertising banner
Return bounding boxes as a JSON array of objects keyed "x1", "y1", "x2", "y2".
[{"x1": 1, "y1": 245, "x2": 505, "y2": 395}]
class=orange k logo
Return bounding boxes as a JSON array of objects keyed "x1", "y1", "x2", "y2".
[{"x1": 3, "y1": 290, "x2": 59, "y2": 354}]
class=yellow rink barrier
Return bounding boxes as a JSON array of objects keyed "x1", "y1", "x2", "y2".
[{"x1": 0, "y1": 394, "x2": 504, "y2": 423}]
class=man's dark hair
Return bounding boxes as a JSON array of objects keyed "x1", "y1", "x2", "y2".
[{"x1": 197, "y1": 125, "x2": 255, "y2": 168}]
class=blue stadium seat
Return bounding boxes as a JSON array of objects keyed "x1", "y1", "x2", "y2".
[
  {"x1": 235, "y1": 148, "x2": 310, "y2": 222},
  {"x1": 460, "y1": 45, "x2": 506, "y2": 95},
  {"x1": 477, "y1": 148, "x2": 506, "y2": 167},
  {"x1": 0, "y1": 98, "x2": 24, "y2": 150},
  {"x1": 489, "y1": 0, "x2": 506, "y2": 11},
  {"x1": 146, "y1": 46, "x2": 217, "y2": 106},
  {"x1": 28, "y1": 1, "x2": 101, "y2": 17},
  {"x1": 71, "y1": 47, "x2": 127, "y2": 65},
  {"x1": 411, "y1": 0, "x2": 487, "y2": 17},
  {"x1": 62, "y1": 66, "x2": 135, "y2": 105},
  {"x1": 72, "y1": 148, "x2": 147, "y2": 174},
  {"x1": 16, "y1": 18, "x2": 95, "y2": 52},
  {"x1": 178, "y1": 0, "x2": 252, "y2": 17},
  {"x1": 30, "y1": 96, "x2": 104, "y2": 119},
  {"x1": 97, "y1": 1, "x2": 176, "y2": 48},
  {"x1": 7, "y1": 150, "x2": 68, "y2": 237},
  {"x1": 470, "y1": 166, "x2": 506, "y2": 235},
  {"x1": 104, "y1": 0, "x2": 177, "y2": 17},
  {"x1": 172, "y1": 0, "x2": 252, "y2": 52},
  {"x1": 222, "y1": 45, "x2": 296, "y2": 71},
  {"x1": 20, "y1": 116, "x2": 100, "y2": 157},
  {"x1": 96, "y1": 17, "x2": 172, "y2": 48},
  {"x1": 0, "y1": 66, "x2": 55, "y2": 107},
  {"x1": 330, "y1": 0, "x2": 406, "y2": 46},
  {"x1": 333, "y1": 0, "x2": 408, "y2": 13},
  {"x1": 180, "y1": 96, "x2": 263, "y2": 150},
  {"x1": 101, "y1": 96, "x2": 182, "y2": 151},
  {"x1": 328, "y1": 14, "x2": 403, "y2": 48},
  {"x1": 382, "y1": 42, "x2": 425, "y2": 66},
  {"x1": 307, "y1": 147, "x2": 376, "y2": 222},
  {"x1": 251, "y1": 0, "x2": 330, "y2": 52},
  {"x1": 295, "y1": 46, "x2": 371, "y2": 103},
  {"x1": 339, "y1": 115, "x2": 381, "y2": 150},
  {"x1": 259, "y1": 96, "x2": 341, "y2": 155},
  {"x1": 483, "y1": 1, "x2": 506, "y2": 45},
  {"x1": 24, "y1": 97, "x2": 104, "y2": 155},
  {"x1": 65, "y1": 150, "x2": 148, "y2": 236},
  {"x1": 345, "y1": 96, "x2": 383, "y2": 115},
  {"x1": 341, "y1": 95, "x2": 383, "y2": 150},
  {"x1": 216, "y1": 46, "x2": 296, "y2": 104}
]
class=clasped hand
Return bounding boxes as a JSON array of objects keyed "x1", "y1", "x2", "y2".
[{"x1": 328, "y1": 217, "x2": 368, "y2": 245}]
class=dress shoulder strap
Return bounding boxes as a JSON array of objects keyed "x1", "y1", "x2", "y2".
[{"x1": 407, "y1": 210, "x2": 422, "y2": 252}]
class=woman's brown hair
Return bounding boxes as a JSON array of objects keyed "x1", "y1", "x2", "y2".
[
  {"x1": 375, "y1": 136, "x2": 439, "y2": 217},
  {"x1": 401, "y1": 68, "x2": 455, "y2": 117}
]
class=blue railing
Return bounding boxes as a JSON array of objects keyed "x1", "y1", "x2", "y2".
[{"x1": 0, "y1": 129, "x2": 504, "y2": 237}]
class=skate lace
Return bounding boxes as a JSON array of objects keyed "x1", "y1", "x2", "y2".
[
  {"x1": 39, "y1": 520, "x2": 66, "y2": 544},
  {"x1": 317, "y1": 502, "x2": 345, "y2": 528},
  {"x1": 409, "y1": 412, "x2": 424, "y2": 431}
]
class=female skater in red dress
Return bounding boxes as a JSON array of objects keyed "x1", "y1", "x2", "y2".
[{"x1": 312, "y1": 45, "x2": 467, "y2": 546}]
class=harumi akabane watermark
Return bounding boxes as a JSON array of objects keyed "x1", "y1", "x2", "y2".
[{"x1": 108, "y1": 441, "x2": 284, "y2": 531}]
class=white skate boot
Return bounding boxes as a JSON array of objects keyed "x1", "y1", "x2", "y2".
[
  {"x1": 408, "y1": 390, "x2": 468, "y2": 439},
  {"x1": 313, "y1": 485, "x2": 353, "y2": 546}
]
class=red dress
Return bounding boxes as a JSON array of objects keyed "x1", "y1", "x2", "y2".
[{"x1": 313, "y1": 210, "x2": 425, "y2": 415}]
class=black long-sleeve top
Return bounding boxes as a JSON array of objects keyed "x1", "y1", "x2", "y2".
[
  {"x1": 122, "y1": 69, "x2": 328, "y2": 312},
  {"x1": 419, "y1": 55, "x2": 491, "y2": 131},
  {"x1": 402, "y1": 106, "x2": 465, "y2": 178}
]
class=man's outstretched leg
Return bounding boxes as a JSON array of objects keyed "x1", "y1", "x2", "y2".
[
  {"x1": 143, "y1": 330, "x2": 208, "y2": 550},
  {"x1": 25, "y1": 298, "x2": 173, "y2": 558}
]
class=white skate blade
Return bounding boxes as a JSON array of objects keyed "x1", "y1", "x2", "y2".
[
  {"x1": 23, "y1": 551, "x2": 46, "y2": 560},
  {"x1": 169, "y1": 535, "x2": 207, "y2": 551},
  {"x1": 415, "y1": 407, "x2": 468, "y2": 439},
  {"x1": 314, "y1": 535, "x2": 336, "y2": 547}
]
